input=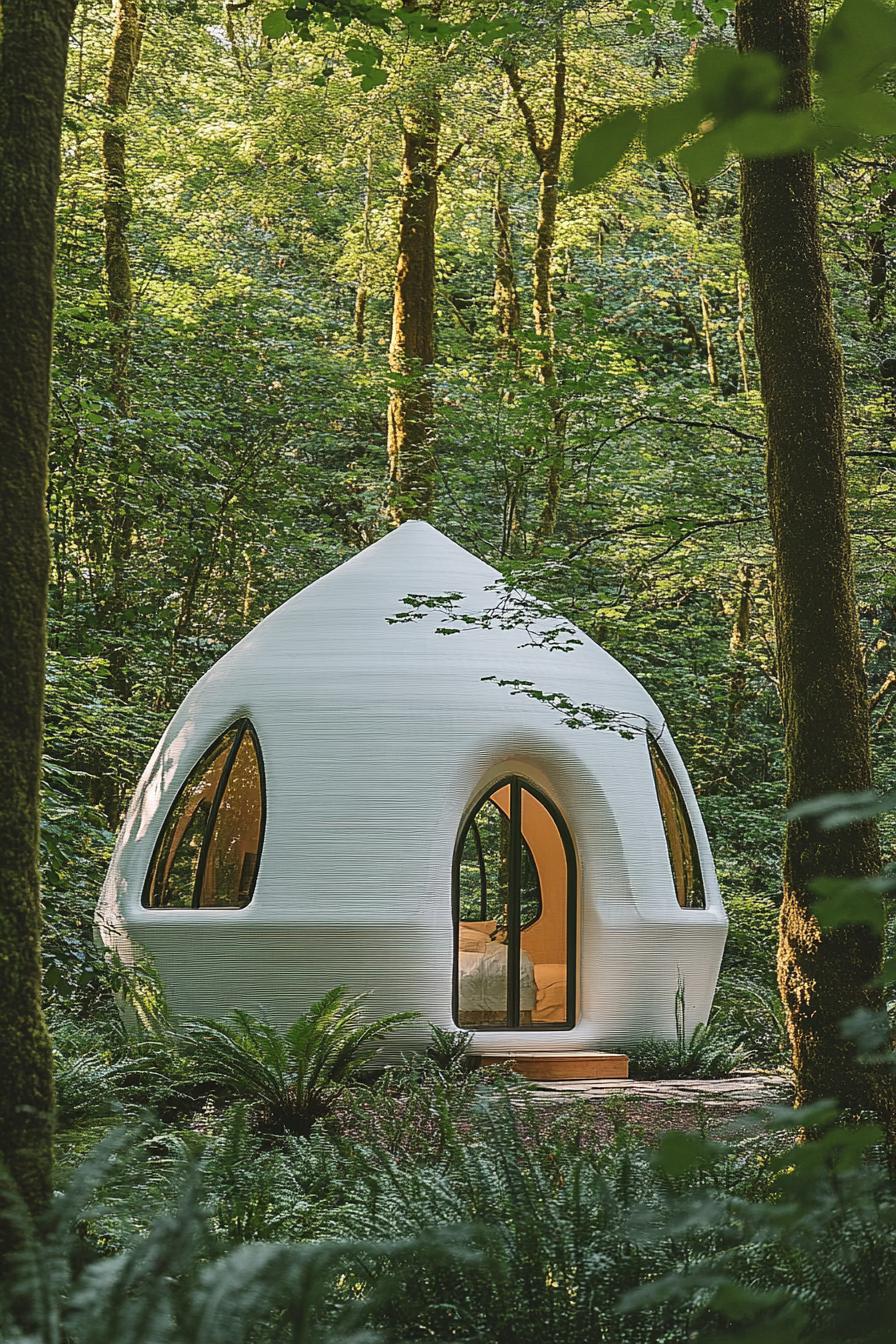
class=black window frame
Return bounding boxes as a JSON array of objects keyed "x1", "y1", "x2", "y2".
[
  {"x1": 648, "y1": 735, "x2": 706, "y2": 911},
  {"x1": 459, "y1": 802, "x2": 543, "y2": 931},
  {"x1": 141, "y1": 718, "x2": 266, "y2": 911},
  {"x1": 452, "y1": 775, "x2": 577, "y2": 1032}
]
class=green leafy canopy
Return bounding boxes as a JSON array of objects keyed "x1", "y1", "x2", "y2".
[
  {"x1": 573, "y1": 0, "x2": 896, "y2": 190},
  {"x1": 262, "y1": 1, "x2": 520, "y2": 90}
]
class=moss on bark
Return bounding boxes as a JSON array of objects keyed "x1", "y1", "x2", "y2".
[
  {"x1": 386, "y1": 99, "x2": 439, "y2": 524},
  {"x1": 503, "y1": 33, "x2": 567, "y2": 541},
  {"x1": 102, "y1": 0, "x2": 142, "y2": 414},
  {"x1": 737, "y1": 0, "x2": 894, "y2": 1123},
  {"x1": 0, "y1": 0, "x2": 76, "y2": 1218}
]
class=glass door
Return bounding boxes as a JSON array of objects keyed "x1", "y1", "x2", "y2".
[{"x1": 454, "y1": 777, "x2": 575, "y2": 1030}]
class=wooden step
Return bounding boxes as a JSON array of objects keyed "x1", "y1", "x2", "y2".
[{"x1": 474, "y1": 1050, "x2": 629, "y2": 1081}]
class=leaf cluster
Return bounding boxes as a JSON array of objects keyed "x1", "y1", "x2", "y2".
[{"x1": 574, "y1": 0, "x2": 896, "y2": 188}]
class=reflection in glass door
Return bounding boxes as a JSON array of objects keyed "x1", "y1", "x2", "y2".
[{"x1": 454, "y1": 778, "x2": 575, "y2": 1030}]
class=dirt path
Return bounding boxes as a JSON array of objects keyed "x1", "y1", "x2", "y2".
[{"x1": 528, "y1": 1070, "x2": 793, "y2": 1140}]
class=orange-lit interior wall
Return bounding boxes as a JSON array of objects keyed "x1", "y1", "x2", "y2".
[{"x1": 489, "y1": 786, "x2": 568, "y2": 967}]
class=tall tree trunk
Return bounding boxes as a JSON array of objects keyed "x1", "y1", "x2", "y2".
[
  {"x1": 727, "y1": 563, "x2": 754, "y2": 736},
  {"x1": 386, "y1": 97, "x2": 439, "y2": 523},
  {"x1": 102, "y1": 0, "x2": 143, "y2": 683},
  {"x1": 223, "y1": 0, "x2": 251, "y2": 72},
  {"x1": 493, "y1": 172, "x2": 525, "y2": 550},
  {"x1": 504, "y1": 32, "x2": 567, "y2": 541},
  {"x1": 0, "y1": 0, "x2": 76, "y2": 1219},
  {"x1": 354, "y1": 272, "x2": 369, "y2": 346},
  {"x1": 689, "y1": 184, "x2": 719, "y2": 389},
  {"x1": 735, "y1": 270, "x2": 751, "y2": 393},
  {"x1": 103, "y1": 0, "x2": 142, "y2": 416},
  {"x1": 868, "y1": 184, "x2": 896, "y2": 324},
  {"x1": 699, "y1": 279, "x2": 719, "y2": 388},
  {"x1": 737, "y1": 0, "x2": 892, "y2": 1121},
  {"x1": 493, "y1": 173, "x2": 521, "y2": 359},
  {"x1": 354, "y1": 139, "x2": 373, "y2": 346}
]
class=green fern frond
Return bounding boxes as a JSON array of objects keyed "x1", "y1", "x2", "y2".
[{"x1": 177, "y1": 988, "x2": 417, "y2": 1137}]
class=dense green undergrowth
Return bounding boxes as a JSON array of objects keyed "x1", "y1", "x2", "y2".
[
  {"x1": 6, "y1": 1040, "x2": 895, "y2": 1344},
  {"x1": 9, "y1": 969, "x2": 881, "y2": 1343}
]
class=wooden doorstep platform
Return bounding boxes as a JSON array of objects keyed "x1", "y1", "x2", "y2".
[{"x1": 474, "y1": 1050, "x2": 629, "y2": 1082}]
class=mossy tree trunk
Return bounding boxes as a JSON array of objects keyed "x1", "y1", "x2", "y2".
[
  {"x1": 698, "y1": 279, "x2": 719, "y2": 389},
  {"x1": 386, "y1": 0, "x2": 443, "y2": 525},
  {"x1": 726, "y1": 562, "x2": 754, "y2": 737},
  {"x1": 689, "y1": 184, "x2": 719, "y2": 389},
  {"x1": 737, "y1": 0, "x2": 892, "y2": 1120},
  {"x1": 493, "y1": 173, "x2": 521, "y2": 361},
  {"x1": 103, "y1": 0, "x2": 142, "y2": 416},
  {"x1": 354, "y1": 139, "x2": 373, "y2": 346},
  {"x1": 735, "y1": 270, "x2": 751, "y2": 393},
  {"x1": 0, "y1": 0, "x2": 77, "y2": 1217},
  {"x1": 868, "y1": 184, "x2": 896, "y2": 325},
  {"x1": 101, "y1": 0, "x2": 143, "y2": 691},
  {"x1": 493, "y1": 171, "x2": 525, "y2": 551},
  {"x1": 386, "y1": 99, "x2": 439, "y2": 524},
  {"x1": 504, "y1": 32, "x2": 567, "y2": 541}
]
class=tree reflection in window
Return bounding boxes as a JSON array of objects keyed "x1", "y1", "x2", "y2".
[
  {"x1": 649, "y1": 737, "x2": 705, "y2": 910},
  {"x1": 143, "y1": 720, "x2": 264, "y2": 909},
  {"x1": 457, "y1": 797, "x2": 542, "y2": 932}
]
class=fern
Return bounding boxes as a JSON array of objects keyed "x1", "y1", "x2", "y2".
[
  {"x1": 625, "y1": 976, "x2": 749, "y2": 1079},
  {"x1": 0, "y1": 1128, "x2": 462, "y2": 1344},
  {"x1": 424, "y1": 1024, "x2": 474, "y2": 1073},
  {"x1": 178, "y1": 988, "x2": 417, "y2": 1137},
  {"x1": 330, "y1": 1083, "x2": 681, "y2": 1343},
  {"x1": 6, "y1": 1069, "x2": 896, "y2": 1342}
]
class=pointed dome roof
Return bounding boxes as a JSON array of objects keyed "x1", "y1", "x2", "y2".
[
  {"x1": 261, "y1": 520, "x2": 498, "y2": 626},
  {"x1": 189, "y1": 521, "x2": 661, "y2": 733}
]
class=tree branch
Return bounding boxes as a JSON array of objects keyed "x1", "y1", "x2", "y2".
[
  {"x1": 870, "y1": 669, "x2": 896, "y2": 710},
  {"x1": 565, "y1": 514, "x2": 765, "y2": 560},
  {"x1": 502, "y1": 58, "x2": 546, "y2": 166},
  {"x1": 436, "y1": 140, "x2": 464, "y2": 175},
  {"x1": 613, "y1": 411, "x2": 765, "y2": 446}
]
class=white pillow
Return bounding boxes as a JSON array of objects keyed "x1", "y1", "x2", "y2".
[
  {"x1": 459, "y1": 925, "x2": 491, "y2": 953},
  {"x1": 464, "y1": 919, "x2": 497, "y2": 937}
]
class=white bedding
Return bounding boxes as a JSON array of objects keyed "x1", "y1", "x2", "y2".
[{"x1": 458, "y1": 941, "x2": 536, "y2": 1014}]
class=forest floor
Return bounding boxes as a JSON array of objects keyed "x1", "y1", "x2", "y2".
[{"x1": 529, "y1": 1070, "x2": 792, "y2": 1140}]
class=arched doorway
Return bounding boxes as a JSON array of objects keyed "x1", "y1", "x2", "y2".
[{"x1": 453, "y1": 777, "x2": 576, "y2": 1030}]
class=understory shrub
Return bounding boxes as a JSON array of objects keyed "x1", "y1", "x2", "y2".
[
  {"x1": 712, "y1": 971, "x2": 790, "y2": 1068},
  {"x1": 624, "y1": 979, "x2": 748, "y2": 1080},
  {"x1": 719, "y1": 890, "x2": 781, "y2": 985},
  {"x1": 50, "y1": 1008, "x2": 214, "y2": 1137},
  {"x1": 179, "y1": 987, "x2": 418, "y2": 1137},
  {"x1": 24, "y1": 1046, "x2": 896, "y2": 1343}
]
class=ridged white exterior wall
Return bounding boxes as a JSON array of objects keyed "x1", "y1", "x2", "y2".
[{"x1": 96, "y1": 522, "x2": 728, "y2": 1053}]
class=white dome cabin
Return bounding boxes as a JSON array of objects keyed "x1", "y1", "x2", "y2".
[{"x1": 97, "y1": 522, "x2": 727, "y2": 1080}]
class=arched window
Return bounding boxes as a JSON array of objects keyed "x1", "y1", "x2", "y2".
[
  {"x1": 143, "y1": 720, "x2": 264, "y2": 910},
  {"x1": 453, "y1": 777, "x2": 576, "y2": 1030},
  {"x1": 457, "y1": 797, "x2": 542, "y2": 930},
  {"x1": 648, "y1": 737, "x2": 705, "y2": 910}
]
